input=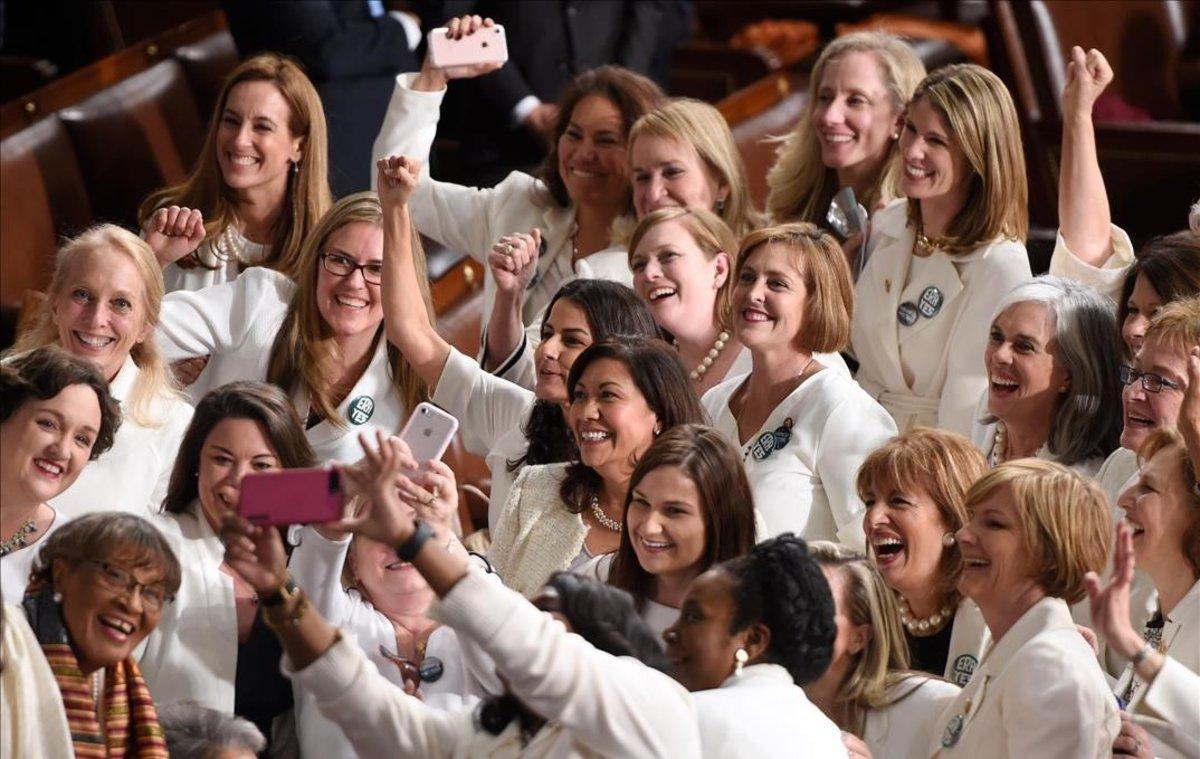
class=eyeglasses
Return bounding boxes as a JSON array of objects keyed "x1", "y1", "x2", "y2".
[
  {"x1": 82, "y1": 558, "x2": 174, "y2": 611},
  {"x1": 320, "y1": 252, "x2": 383, "y2": 285},
  {"x1": 1118, "y1": 365, "x2": 1183, "y2": 393}
]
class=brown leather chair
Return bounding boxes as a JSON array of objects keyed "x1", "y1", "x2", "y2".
[
  {"x1": 721, "y1": 73, "x2": 808, "y2": 210},
  {"x1": 174, "y1": 29, "x2": 239, "y2": 120},
  {"x1": 58, "y1": 59, "x2": 205, "y2": 229},
  {"x1": 0, "y1": 116, "x2": 94, "y2": 310}
]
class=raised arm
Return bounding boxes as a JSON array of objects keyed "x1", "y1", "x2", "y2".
[
  {"x1": 482, "y1": 229, "x2": 540, "y2": 371},
  {"x1": 1058, "y1": 46, "x2": 1114, "y2": 265}
]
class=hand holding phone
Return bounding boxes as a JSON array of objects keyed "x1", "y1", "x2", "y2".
[
  {"x1": 428, "y1": 23, "x2": 509, "y2": 72},
  {"x1": 397, "y1": 403, "x2": 459, "y2": 476},
  {"x1": 239, "y1": 468, "x2": 343, "y2": 527}
]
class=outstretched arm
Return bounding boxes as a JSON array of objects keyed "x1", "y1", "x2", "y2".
[{"x1": 1058, "y1": 46, "x2": 1114, "y2": 265}]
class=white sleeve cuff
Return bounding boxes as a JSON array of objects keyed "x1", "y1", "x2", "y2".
[{"x1": 512, "y1": 95, "x2": 541, "y2": 126}]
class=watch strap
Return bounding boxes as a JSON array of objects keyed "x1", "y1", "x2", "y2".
[{"x1": 396, "y1": 520, "x2": 434, "y2": 562}]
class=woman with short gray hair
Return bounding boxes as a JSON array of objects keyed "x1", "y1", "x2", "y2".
[
  {"x1": 972, "y1": 275, "x2": 1123, "y2": 475},
  {"x1": 158, "y1": 700, "x2": 265, "y2": 758}
]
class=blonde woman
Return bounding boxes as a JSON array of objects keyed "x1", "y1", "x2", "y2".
[
  {"x1": 805, "y1": 542, "x2": 961, "y2": 759},
  {"x1": 766, "y1": 31, "x2": 925, "y2": 225},
  {"x1": 857, "y1": 428, "x2": 990, "y2": 683},
  {"x1": 155, "y1": 192, "x2": 433, "y2": 463},
  {"x1": 930, "y1": 460, "x2": 1117, "y2": 758},
  {"x1": 10, "y1": 225, "x2": 193, "y2": 519},
  {"x1": 138, "y1": 53, "x2": 332, "y2": 292},
  {"x1": 850, "y1": 64, "x2": 1031, "y2": 438}
]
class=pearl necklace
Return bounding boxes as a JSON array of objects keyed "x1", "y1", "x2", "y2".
[
  {"x1": 588, "y1": 495, "x2": 622, "y2": 532},
  {"x1": 898, "y1": 594, "x2": 955, "y2": 635},
  {"x1": 0, "y1": 519, "x2": 37, "y2": 558},
  {"x1": 686, "y1": 331, "x2": 730, "y2": 381},
  {"x1": 989, "y1": 422, "x2": 1007, "y2": 468},
  {"x1": 213, "y1": 222, "x2": 246, "y2": 264}
]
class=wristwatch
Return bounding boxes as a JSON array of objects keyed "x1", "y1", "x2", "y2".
[
  {"x1": 261, "y1": 575, "x2": 299, "y2": 608},
  {"x1": 396, "y1": 520, "x2": 434, "y2": 562}
]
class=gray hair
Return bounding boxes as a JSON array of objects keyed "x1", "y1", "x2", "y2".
[
  {"x1": 158, "y1": 701, "x2": 266, "y2": 758},
  {"x1": 990, "y1": 276, "x2": 1123, "y2": 465}
]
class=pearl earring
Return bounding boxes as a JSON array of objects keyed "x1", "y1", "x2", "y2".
[
  {"x1": 734, "y1": 648, "x2": 749, "y2": 676},
  {"x1": 942, "y1": 532, "x2": 956, "y2": 547},
  {"x1": 53, "y1": 591, "x2": 63, "y2": 603}
]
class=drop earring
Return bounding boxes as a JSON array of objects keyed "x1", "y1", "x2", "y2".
[{"x1": 734, "y1": 648, "x2": 749, "y2": 676}]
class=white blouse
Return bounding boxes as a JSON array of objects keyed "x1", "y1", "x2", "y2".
[
  {"x1": 702, "y1": 368, "x2": 897, "y2": 547},
  {"x1": 156, "y1": 268, "x2": 409, "y2": 464},
  {"x1": 51, "y1": 355, "x2": 193, "y2": 520},
  {"x1": 162, "y1": 228, "x2": 268, "y2": 293},
  {"x1": 575, "y1": 552, "x2": 679, "y2": 640}
]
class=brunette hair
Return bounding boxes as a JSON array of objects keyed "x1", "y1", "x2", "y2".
[
  {"x1": 534, "y1": 65, "x2": 665, "y2": 211},
  {"x1": 767, "y1": 32, "x2": 925, "y2": 225},
  {"x1": 161, "y1": 381, "x2": 318, "y2": 515},
  {"x1": 137, "y1": 53, "x2": 332, "y2": 279},
  {"x1": 266, "y1": 192, "x2": 432, "y2": 424},
  {"x1": 608, "y1": 424, "x2": 757, "y2": 610},
  {"x1": 29, "y1": 511, "x2": 182, "y2": 596},
  {"x1": 0, "y1": 345, "x2": 122, "y2": 460},
  {"x1": 1117, "y1": 232, "x2": 1200, "y2": 355},
  {"x1": 558, "y1": 337, "x2": 706, "y2": 513},
  {"x1": 508, "y1": 279, "x2": 660, "y2": 473},
  {"x1": 736, "y1": 223, "x2": 855, "y2": 352},
  {"x1": 905, "y1": 64, "x2": 1028, "y2": 250}
]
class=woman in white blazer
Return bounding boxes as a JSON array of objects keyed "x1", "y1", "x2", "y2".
[
  {"x1": 156, "y1": 192, "x2": 433, "y2": 465},
  {"x1": 488, "y1": 338, "x2": 706, "y2": 596},
  {"x1": 930, "y1": 459, "x2": 1118, "y2": 758},
  {"x1": 578, "y1": 424, "x2": 758, "y2": 638},
  {"x1": 663, "y1": 533, "x2": 846, "y2": 758},
  {"x1": 1089, "y1": 429, "x2": 1200, "y2": 757},
  {"x1": 805, "y1": 542, "x2": 961, "y2": 759},
  {"x1": 137, "y1": 53, "x2": 332, "y2": 294},
  {"x1": 220, "y1": 435, "x2": 703, "y2": 758},
  {"x1": 857, "y1": 428, "x2": 991, "y2": 684},
  {"x1": 850, "y1": 64, "x2": 1032, "y2": 439},
  {"x1": 370, "y1": 15, "x2": 663, "y2": 338},
  {"x1": 376, "y1": 156, "x2": 659, "y2": 531},
  {"x1": 971, "y1": 276, "x2": 1123, "y2": 477},
  {"x1": 11, "y1": 224, "x2": 194, "y2": 520},
  {"x1": 139, "y1": 382, "x2": 318, "y2": 744},
  {"x1": 701, "y1": 223, "x2": 896, "y2": 544},
  {"x1": 0, "y1": 348, "x2": 121, "y2": 605}
]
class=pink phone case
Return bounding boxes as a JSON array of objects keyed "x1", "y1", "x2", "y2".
[
  {"x1": 398, "y1": 402, "x2": 459, "y2": 475},
  {"x1": 427, "y1": 24, "x2": 509, "y2": 69},
  {"x1": 239, "y1": 468, "x2": 343, "y2": 526}
]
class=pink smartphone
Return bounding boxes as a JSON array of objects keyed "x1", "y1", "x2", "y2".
[
  {"x1": 239, "y1": 468, "x2": 343, "y2": 526},
  {"x1": 398, "y1": 402, "x2": 459, "y2": 475},
  {"x1": 427, "y1": 24, "x2": 509, "y2": 69}
]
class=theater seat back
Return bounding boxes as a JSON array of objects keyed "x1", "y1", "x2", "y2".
[{"x1": 175, "y1": 30, "x2": 239, "y2": 121}]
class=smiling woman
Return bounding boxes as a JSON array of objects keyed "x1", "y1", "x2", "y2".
[{"x1": 21, "y1": 511, "x2": 180, "y2": 758}]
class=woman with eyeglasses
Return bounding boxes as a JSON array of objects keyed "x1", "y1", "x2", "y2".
[
  {"x1": 155, "y1": 192, "x2": 434, "y2": 463},
  {"x1": 20, "y1": 511, "x2": 182, "y2": 758}
]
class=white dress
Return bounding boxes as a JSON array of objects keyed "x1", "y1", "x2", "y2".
[
  {"x1": 162, "y1": 228, "x2": 268, "y2": 293},
  {"x1": 51, "y1": 355, "x2": 194, "y2": 520},
  {"x1": 371, "y1": 73, "x2": 634, "y2": 329},
  {"x1": 156, "y1": 268, "x2": 409, "y2": 464},
  {"x1": 0, "y1": 509, "x2": 62, "y2": 605},
  {"x1": 850, "y1": 200, "x2": 1032, "y2": 438},
  {"x1": 693, "y1": 664, "x2": 845, "y2": 758},
  {"x1": 701, "y1": 368, "x2": 897, "y2": 547}
]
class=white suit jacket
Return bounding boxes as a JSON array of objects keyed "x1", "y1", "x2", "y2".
[
  {"x1": 861, "y1": 676, "x2": 961, "y2": 759},
  {"x1": 371, "y1": 73, "x2": 634, "y2": 329},
  {"x1": 929, "y1": 596, "x2": 1119, "y2": 758},
  {"x1": 850, "y1": 200, "x2": 1031, "y2": 438}
]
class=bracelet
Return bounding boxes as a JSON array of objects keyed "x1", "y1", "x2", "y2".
[
  {"x1": 396, "y1": 520, "x2": 434, "y2": 562},
  {"x1": 260, "y1": 575, "x2": 298, "y2": 608},
  {"x1": 262, "y1": 589, "x2": 309, "y2": 631},
  {"x1": 1129, "y1": 641, "x2": 1156, "y2": 666}
]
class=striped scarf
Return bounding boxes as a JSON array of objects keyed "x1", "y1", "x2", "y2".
[{"x1": 22, "y1": 586, "x2": 169, "y2": 758}]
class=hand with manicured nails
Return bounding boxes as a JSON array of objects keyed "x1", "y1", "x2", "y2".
[
  {"x1": 1062, "y1": 46, "x2": 1113, "y2": 116},
  {"x1": 376, "y1": 155, "x2": 421, "y2": 214},
  {"x1": 146, "y1": 205, "x2": 206, "y2": 267},
  {"x1": 333, "y1": 431, "x2": 420, "y2": 546},
  {"x1": 413, "y1": 15, "x2": 505, "y2": 91},
  {"x1": 221, "y1": 512, "x2": 289, "y2": 594},
  {"x1": 488, "y1": 228, "x2": 541, "y2": 295}
]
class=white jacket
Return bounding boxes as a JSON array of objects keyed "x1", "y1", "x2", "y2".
[
  {"x1": 51, "y1": 356, "x2": 193, "y2": 520},
  {"x1": 1, "y1": 604, "x2": 73, "y2": 759},
  {"x1": 701, "y1": 368, "x2": 897, "y2": 546},
  {"x1": 851, "y1": 200, "x2": 1031, "y2": 438},
  {"x1": 693, "y1": 664, "x2": 845, "y2": 758},
  {"x1": 161, "y1": 229, "x2": 268, "y2": 293},
  {"x1": 285, "y1": 568, "x2": 702, "y2": 758},
  {"x1": 929, "y1": 596, "x2": 1119, "y2": 758},
  {"x1": 944, "y1": 598, "x2": 991, "y2": 686},
  {"x1": 371, "y1": 73, "x2": 634, "y2": 329},
  {"x1": 1047, "y1": 223, "x2": 1136, "y2": 304},
  {"x1": 488, "y1": 463, "x2": 586, "y2": 597},
  {"x1": 861, "y1": 676, "x2": 961, "y2": 759},
  {"x1": 156, "y1": 268, "x2": 409, "y2": 464}
]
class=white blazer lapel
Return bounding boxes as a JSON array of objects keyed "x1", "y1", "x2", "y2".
[
  {"x1": 857, "y1": 232, "x2": 910, "y2": 388},
  {"x1": 897, "y1": 251, "x2": 965, "y2": 346}
]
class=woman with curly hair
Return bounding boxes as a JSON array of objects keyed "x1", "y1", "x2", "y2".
[{"x1": 663, "y1": 533, "x2": 845, "y2": 757}]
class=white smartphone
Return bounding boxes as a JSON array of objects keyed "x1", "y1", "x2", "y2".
[
  {"x1": 397, "y1": 402, "x2": 459, "y2": 474},
  {"x1": 427, "y1": 24, "x2": 509, "y2": 69}
]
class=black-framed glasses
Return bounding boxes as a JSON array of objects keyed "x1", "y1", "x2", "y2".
[
  {"x1": 82, "y1": 558, "x2": 174, "y2": 611},
  {"x1": 1118, "y1": 365, "x2": 1182, "y2": 393},
  {"x1": 320, "y1": 252, "x2": 383, "y2": 285}
]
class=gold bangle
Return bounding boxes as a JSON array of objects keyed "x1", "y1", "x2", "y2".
[{"x1": 261, "y1": 589, "x2": 309, "y2": 631}]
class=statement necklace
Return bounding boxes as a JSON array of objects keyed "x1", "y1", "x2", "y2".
[
  {"x1": 213, "y1": 222, "x2": 246, "y2": 264},
  {"x1": 589, "y1": 495, "x2": 622, "y2": 532},
  {"x1": 686, "y1": 330, "x2": 730, "y2": 381},
  {"x1": 898, "y1": 594, "x2": 955, "y2": 635},
  {"x1": 989, "y1": 422, "x2": 1007, "y2": 468},
  {"x1": 0, "y1": 519, "x2": 37, "y2": 558}
]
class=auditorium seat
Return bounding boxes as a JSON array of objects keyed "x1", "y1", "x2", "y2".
[
  {"x1": 0, "y1": 115, "x2": 94, "y2": 308},
  {"x1": 58, "y1": 59, "x2": 205, "y2": 228},
  {"x1": 174, "y1": 29, "x2": 239, "y2": 119}
]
